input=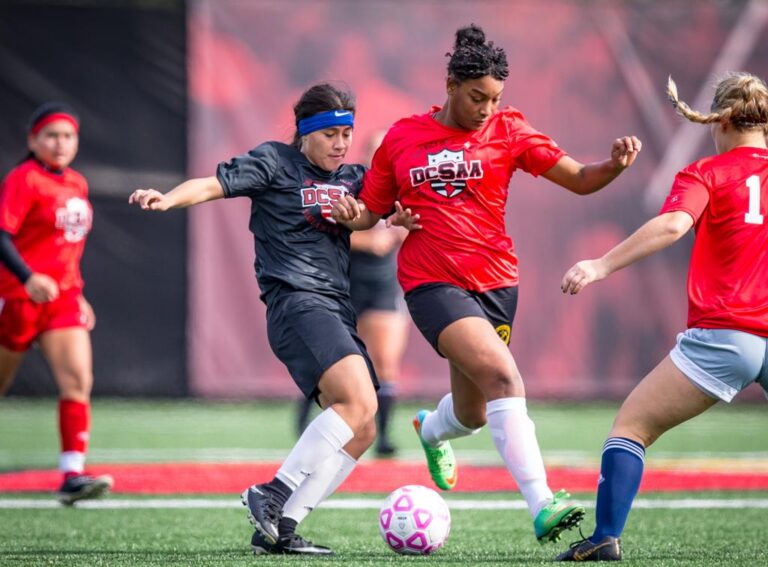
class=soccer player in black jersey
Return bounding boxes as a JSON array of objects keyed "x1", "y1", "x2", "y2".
[
  {"x1": 129, "y1": 83, "x2": 379, "y2": 556},
  {"x1": 296, "y1": 130, "x2": 409, "y2": 456}
]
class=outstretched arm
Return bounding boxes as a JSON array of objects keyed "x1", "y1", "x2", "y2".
[
  {"x1": 128, "y1": 176, "x2": 224, "y2": 211},
  {"x1": 543, "y1": 136, "x2": 642, "y2": 195},
  {"x1": 561, "y1": 211, "x2": 693, "y2": 295}
]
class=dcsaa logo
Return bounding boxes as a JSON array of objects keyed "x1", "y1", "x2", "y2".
[
  {"x1": 409, "y1": 149, "x2": 483, "y2": 198},
  {"x1": 55, "y1": 197, "x2": 92, "y2": 243}
]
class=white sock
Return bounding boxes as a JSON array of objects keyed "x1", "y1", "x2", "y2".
[
  {"x1": 59, "y1": 451, "x2": 85, "y2": 474},
  {"x1": 486, "y1": 397, "x2": 553, "y2": 517},
  {"x1": 420, "y1": 393, "x2": 481, "y2": 447},
  {"x1": 275, "y1": 407, "x2": 354, "y2": 490},
  {"x1": 282, "y1": 449, "x2": 357, "y2": 524}
]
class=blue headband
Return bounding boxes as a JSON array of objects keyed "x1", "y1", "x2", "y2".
[{"x1": 297, "y1": 109, "x2": 354, "y2": 136}]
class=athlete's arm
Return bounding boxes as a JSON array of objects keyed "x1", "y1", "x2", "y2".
[
  {"x1": 128, "y1": 176, "x2": 224, "y2": 211},
  {"x1": 561, "y1": 211, "x2": 692, "y2": 295},
  {"x1": 542, "y1": 136, "x2": 642, "y2": 195},
  {"x1": 0, "y1": 229, "x2": 32, "y2": 283},
  {"x1": 331, "y1": 195, "x2": 382, "y2": 230}
]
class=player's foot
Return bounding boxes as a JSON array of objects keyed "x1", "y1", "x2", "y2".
[
  {"x1": 375, "y1": 439, "x2": 397, "y2": 457},
  {"x1": 275, "y1": 533, "x2": 334, "y2": 556},
  {"x1": 413, "y1": 409, "x2": 457, "y2": 490},
  {"x1": 555, "y1": 535, "x2": 622, "y2": 561},
  {"x1": 57, "y1": 474, "x2": 113, "y2": 506},
  {"x1": 250, "y1": 530, "x2": 277, "y2": 555},
  {"x1": 533, "y1": 489, "x2": 585, "y2": 543},
  {"x1": 241, "y1": 484, "x2": 282, "y2": 544}
]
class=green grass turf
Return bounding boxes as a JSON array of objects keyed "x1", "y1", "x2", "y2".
[
  {"x1": 1, "y1": 494, "x2": 767, "y2": 566},
  {"x1": 1, "y1": 398, "x2": 766, "y2": 470}
]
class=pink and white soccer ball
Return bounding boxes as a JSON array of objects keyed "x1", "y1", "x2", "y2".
[{"x1": 378, "y1": 484, "x2": 451, "y2": 555}]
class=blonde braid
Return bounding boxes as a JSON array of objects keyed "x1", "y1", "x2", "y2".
[{"x1": 666, "y1": 76, "x2": 726, "y2": 124}]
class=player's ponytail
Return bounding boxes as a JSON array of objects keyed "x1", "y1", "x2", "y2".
[
  {"x1": 668, "y1": 73, "x2": 768, "y2": 132},
  {"x1": 447, "y1": 24, "x2": 509, "y2": 83},
  {"x1": 291, "y1": 83, "x2": 356, "y2": 149}
]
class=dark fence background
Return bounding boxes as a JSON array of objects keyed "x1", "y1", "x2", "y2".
[{"x1": 2, "y1": 0, "x2": 767, "y2": 400}]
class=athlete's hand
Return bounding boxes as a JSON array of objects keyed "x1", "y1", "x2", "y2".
[
  {"x1": 610, "y1": 136, "x2": 642, "y2": 169},
  {"x1": 331, "y1": 195, "x2": 365, "y2": 223},
  {"x1": 25, "y1": 273, "x2": 59, "y2": 303},
  {"x1": 561, "y1": 259, "x2": 609, "y2": 295},
  {"x1": 128, "y1": 188, "x2": 172, "y2": 211},
  {"x1": 386, "y1": 201, "x2": 422, "y2": 231},
  {"x1": 78, "y1": 295, "x2": 96, "y2": 331}
]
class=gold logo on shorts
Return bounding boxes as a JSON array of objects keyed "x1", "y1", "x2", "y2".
[{"x1": 495, "y1": 324, "x2": 511, "y2": 345}]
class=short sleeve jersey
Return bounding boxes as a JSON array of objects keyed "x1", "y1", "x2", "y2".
[
  {"x1": 0, "y1": 159, "x2": 92, "y2": 299},
  {"x1": 359, "y1": 106, "x2": 565, "y2": 293},
  {"x1": 216, "y1": 141, "x2": 366, "y2": 302},
  {"x1": 659, "y1": 147, "x2": 768, "y2": 335}
]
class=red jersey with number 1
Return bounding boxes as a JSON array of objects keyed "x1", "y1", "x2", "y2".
[
  {"x1": 360, "y1": 106, "x2": 565, "y2": 293},
  {"x1": 659, "y1": 147, "x2": 768, "y2": 335},
  {"x1": 0, "y1": 159, "x2": 92, "y2": 299}
]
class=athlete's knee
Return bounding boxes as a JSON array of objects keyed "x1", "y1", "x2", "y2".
[
  {"x1": 610, "y1": 415, "x2": 658, "y2": 448},
  {"x1": 56, "y1": 370, "x2": 92, "y2": 401},
  {"x1": 476, "y1": 366, "x2": 522, "y2": 399},
  {"x1": 355, "y1": 418, "x2": 377, "y2": 447},
  {"x1": 454, "y1": 403, "x2": 487, "y2": 430}
]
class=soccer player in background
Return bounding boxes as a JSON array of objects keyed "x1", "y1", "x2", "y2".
[
  {"x1": 0, "y1": 102, "x2": 113, "y2": 505},
  {"x1": 296, "y1": 130, "x2": 409, "y2": 457},
  {"x1": 556, "y1": 74, "x2": 768, "y2": 561},
  {"x1": 129, "y1": 83, "x2": 415, "y2": 556},
  {"x1": 332, "y1": 24, "x2": 641, "y2": 544}
]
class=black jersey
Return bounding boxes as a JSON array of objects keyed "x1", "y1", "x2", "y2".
[{"x1": 216, "y1": 141, "x2": 366, "y2": 302}]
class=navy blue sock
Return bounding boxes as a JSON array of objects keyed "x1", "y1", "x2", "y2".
[{"x1": 592, "y1": 437, "x2": 645, "y2": 540}]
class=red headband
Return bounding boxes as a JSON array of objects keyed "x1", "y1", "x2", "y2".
[{"x1": 30, "y1": 113, "x2": 79, "y2": 135}]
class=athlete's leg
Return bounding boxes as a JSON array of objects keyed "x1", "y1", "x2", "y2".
[
  {"x1": 0, "y1": 346, "x2": 25, "y2": 397},
  {"x1": 439, "y1": 317, "x2": 582, "y2": 541},
  {"x1": 357, "y1": 309, "x2": 408, "y2": 455},
  {"x1": 40, "y1": 328, "x2": 93, "y2": 476},
  {"x1": 244, "y1": 354, "x2": 376, "y2": 544},
  {"x1": 594, "y1": 356, "x2": 718, "y2": 540}
]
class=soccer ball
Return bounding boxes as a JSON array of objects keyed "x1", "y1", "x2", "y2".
[{"x1": 378, "y1": 484, "x2": 451, "y2": 555}]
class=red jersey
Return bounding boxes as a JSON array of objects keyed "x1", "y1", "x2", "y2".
[
  {"x1": 659, "y1": 146, "x2": 768, "y2": 335},
  {"x1": 0, "y1": 159, "x2": 92, "y2": 299},
  {"x1": 360, "y1": 106, "x2": 565, "y2": 293}
]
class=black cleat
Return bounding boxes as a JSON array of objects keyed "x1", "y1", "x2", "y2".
[
  {"x1": 241, "y1": 484, "x2": 281, "y2": 544},
  {"x1": 555, "y1": 535, "x2": 622, "y2": 561},
  {"x1": 57, "y1": 474, "x2": 113, "y2": 506},
  {"x1": 250, "y1": 530, "x2": 277, "y2": 555},
  {"x1": 276, "y1": 533, "x2": 334, "y2": 556}
]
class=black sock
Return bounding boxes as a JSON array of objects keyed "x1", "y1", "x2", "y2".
[
  {"x1": 376, "y1": 383, "x2": 396, "y2": 444},
  {"x1": 265, "y1": 477, "x2": 293, "y2": 507},
  {"x1": 278, "y1": 517, "x2": 298, "y2": 539},
  {"x1": 296, "y1": 397, "x2": 313, "y2": 437}
]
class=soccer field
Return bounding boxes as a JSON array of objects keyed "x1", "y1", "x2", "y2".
[{"x1": 1, "y1": 399, "x2": 767, "y2": 566}]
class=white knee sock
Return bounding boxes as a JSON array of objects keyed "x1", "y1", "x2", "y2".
[
  {"x1": 420, "y1": 393, "x2": 481, "y2": 447},
  {"x1": 486, "y1": 397, "x2": 552, "y2": 517},
  {"x1": 275, "y1": 407, "x2": 354, "y2": 490},
  {"x1": 282, "y1": 449, "x2": 357, "y2": 524}
]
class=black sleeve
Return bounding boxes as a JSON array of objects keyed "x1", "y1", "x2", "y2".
[
  {"x1": 216, "y1": 141, "x2": 279, "y2": 198},
  {"x1": 0, "y1": 229, "x2": 32, "y2": 283}
]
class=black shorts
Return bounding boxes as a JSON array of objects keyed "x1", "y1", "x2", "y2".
[
  {"x1": 349, "y1": 271, "x2": 401, "y2": 315},
  {"x1": 405, "y1": 283, "x2": 518, "y2": 356},
  {"x1": 266, "y1": 290, "x2": 378, "y2": 399}
]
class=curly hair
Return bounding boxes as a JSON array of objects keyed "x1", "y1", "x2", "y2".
[
  {"x1": 667, "y1": 72, "x2": 768, "y2": 132},
  {"x1": 446, "y1": 24, "x2": 509, "y2": 83}
]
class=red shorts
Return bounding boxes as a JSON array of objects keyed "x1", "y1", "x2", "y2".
[{"x1": 0, "y1": 291, "x2": 87, "y2": 352}]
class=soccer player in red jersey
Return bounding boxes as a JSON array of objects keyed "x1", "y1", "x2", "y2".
[
  {"x1": 332, "y1": 24, "x2": 641, "y2": 544},
  {"x1": 0, "y1": 102, "x2": 112, "y2": 504},
  {"x1": 556, "y1": 73, "x2": 768, "y2": 561}
]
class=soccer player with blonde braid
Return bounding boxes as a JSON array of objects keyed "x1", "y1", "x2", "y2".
[{"x1": 556, "y1": 73, "x2": 768, "y2": 561}]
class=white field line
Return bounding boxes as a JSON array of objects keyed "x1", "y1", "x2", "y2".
[{"x1": 1, "y1": 498, "x2": 768, "y2": 510}]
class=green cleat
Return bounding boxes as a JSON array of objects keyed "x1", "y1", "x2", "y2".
[
  {"x1": 413, "y1": 409, "x2": 457, "y2": 491},
  {"x1": 533, "y1": 489, "x2": 585, "y2": 543}
]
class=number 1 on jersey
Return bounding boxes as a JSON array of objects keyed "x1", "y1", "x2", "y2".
[{"x1": 745, "y1": 175, "x2": 764, "y2": 225}]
